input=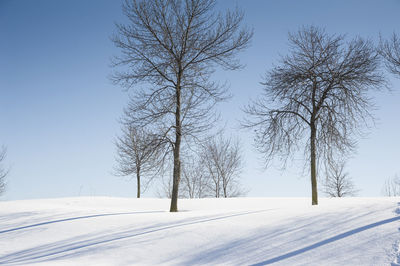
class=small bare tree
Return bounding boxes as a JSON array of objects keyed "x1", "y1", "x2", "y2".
[
  {"x1": 243, "y1": 26, "x2": 385, "y2": 205},
  {"x1": 112, "y1": 0, "x2": 252, "y2": 211},
  {"x1": 180, "y1": 155, "x2": 211, "y2": 198},
  {"x1": 202, "y1": 136, "x2": 245, "y2": 198},
  {"x1": 156, "y1": 174, "x2": 173, "y2": 198},
  {"x1": 379, "y1": 33, "x2": 400, "y2": 76},
  {"x1": 323, "y1": 161, "x2": 358, "y2": 197},
  {"x1": 382, "y1": 174, "x2": 400, "y2": 197},
  {"x1": 0, "y1": 146, "x2": 8, "y2": 195},
  {"x1": 114, "y1": 126, "x2": 163, "y2": 198},
  {"x1": 158, "y1": 149, "x2": 212, "y2": 199}
]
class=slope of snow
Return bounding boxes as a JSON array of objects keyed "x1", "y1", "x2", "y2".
[{"x1": 0, "y1": 197, "x2": 399, "y2": 265}]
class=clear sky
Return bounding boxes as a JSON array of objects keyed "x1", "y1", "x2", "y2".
[{"x1": 1, "y1": 0, "x2": 399, "y2": 200}]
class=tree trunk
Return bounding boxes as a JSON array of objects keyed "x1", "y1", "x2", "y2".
[
  {"x1": 223, "y1": 182, "x2": 227, "y2": 198},
  {"x1": 216, "y1": 179, "x2": 219, "y2": 198},
  {"x1": 336, "y1": 182, "x2": 340, "y2": 197},
  {"x1": 310, "y1": 123, "x2": 318, "y2": 205},
  {"x1": 170, "y1": 144, "x2": 181, "y2": 211},
  {"x1": 170, "y1": 80, "x2": 182, "y2": 212},
  {"x1": 136, "y1": 168, "x2": 140, "y2": 198}
]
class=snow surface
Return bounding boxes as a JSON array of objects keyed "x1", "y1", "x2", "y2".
[{"x1": 0, "y1": 197, "x2": 399, "y2": 265}]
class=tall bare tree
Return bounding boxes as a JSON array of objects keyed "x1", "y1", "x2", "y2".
[
  {"x1": 114, "y1": 126, "x2": 163, "y2": 198},
  {"x1": 112, "y1": 0, "x2": 252, "y2": 211},
  {"x1": 379, "y1": 33, "x2": 400, "y2": 76},
  {"x1": 323, "y1": 160, "x2": 358, "y2": 197},
  {"x1": 202, "y1": 135, "x2": 245, "y2": 198},
  {"x1": 243, "y1": 26, "x2": 385, "y2": 205},
  {"x1": 0, "y1": 146, "x2": 8, "y2": 195}
]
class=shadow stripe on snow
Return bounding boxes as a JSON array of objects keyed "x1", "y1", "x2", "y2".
[
  {"x1": 0, "y1": 211, "x2": 165, "y2": 234},
  {"x1": 251, "y1": 215, "x2": 400, "y2": 265},
  {"x1": 0, "y1": 209, "x2": 274, "y2": 264}
]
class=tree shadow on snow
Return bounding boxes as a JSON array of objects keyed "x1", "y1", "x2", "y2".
[
  {"x1": 251, "y1": 215, "x2": 400, "y2": 265},
  {"x1": 179, "y1": 206, "x2": 399, "y2": 265},
  {"x1": 0, "y1": 211, "x2": 164, "y2": 234},
  {"x1": 0, "y1": 209, "x2": 272, "y2": 265}
]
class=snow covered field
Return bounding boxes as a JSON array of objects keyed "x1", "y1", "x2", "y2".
[{"x1": 0, "y1": 197, "x2": 399, "y2": 265}]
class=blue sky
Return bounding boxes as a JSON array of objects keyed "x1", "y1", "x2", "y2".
[{"x1": 1, "y1": 0, "x2": 399, "y2": 200}]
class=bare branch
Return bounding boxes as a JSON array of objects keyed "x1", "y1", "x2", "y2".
[{"x1": 379, "y1": 33, "x2": 400, "y2": 76}]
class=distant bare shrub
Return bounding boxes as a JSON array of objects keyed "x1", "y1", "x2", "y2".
[
  {"x1": 382, "y1": 174, "x2": 400, "y2": 197},
  {"x1": 0, "y1": 146, "x2": 8, "y2": 195}
]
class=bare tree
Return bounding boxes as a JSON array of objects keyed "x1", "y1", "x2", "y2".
[
  {"x1": 323, "y1": 160, "x2": 358, "y2": 197},
  {"x1": 112, "y1": 0, "x2": 252, "y2": 211},
  {"x1": 156, "y1": 174, "x2": 173, "y2": 198},
  {"x1": 0, "y1": 146, "x2": 8, "y2": 196},
  {"x1": 202, "y1": 135, "x2": 245, "y2": 198},
  {"x1": 243, "y1": 26, "x2": 385, "y2": 205},
  {"x1": 155, "y1": 150, "x2": 209, "y2": 199},
  {"x1": 180, "y1": 154, "x2": 211, "y2": 198},
  {"x1": 379, "y1": 33, "x2": 400, "y2": 76},
  {"x1": 114, "y1": 125, "x2": 163, "y2": 198},
  {"x1": 382, "y1": 174, "x2": 400, "y2": 197}
]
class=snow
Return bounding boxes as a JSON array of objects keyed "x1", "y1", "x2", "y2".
[{"x1": 0, "y1": 197, "x2": 399, "y2": 265}]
